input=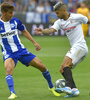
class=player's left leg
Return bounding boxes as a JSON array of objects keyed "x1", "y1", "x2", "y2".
[
  {"x1": 29, "y1": 57, "x2": 61, "y2": 96},
  {"x1": 19, "y1": 50, "x2": 60, "y2": 96},
  {"x1": 29, "y1": 57, "x2": 54, "y2": 88}
]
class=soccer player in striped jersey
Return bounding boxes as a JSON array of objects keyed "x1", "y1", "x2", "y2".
[
  {"x1": 35, "y1": 2, "x2": 90, "y2": 98},
  {"x1": 0, "y1": 2, "x2": 60, "y2": 99}
]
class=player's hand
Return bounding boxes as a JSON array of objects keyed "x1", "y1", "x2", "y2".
[
  {"x1": 34, "y1": 42, "x2": 41, "y2": 51},
  {"x1": 34, "y1": 28, "x2": 43, "y2": 34}
]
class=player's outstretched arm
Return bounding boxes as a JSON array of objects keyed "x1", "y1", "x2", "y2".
[
  {"x1": 34, "y1": 28, "x2": 56, "y2": 35},
  {"x1": 21, "y1": 29, "x2": 40, "y2": 51}
]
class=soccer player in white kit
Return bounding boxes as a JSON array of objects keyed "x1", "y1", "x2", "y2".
[
  {"x1": 0, "y1": 2, "x2": 61, "y2": 99},
  {"x1": 35, "y1": 2, "x2": 90, "y2": 97}
]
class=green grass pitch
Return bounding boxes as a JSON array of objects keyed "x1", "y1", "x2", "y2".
[{"x1": 0, "y1": 36, "x2": 90, "y2": 100}]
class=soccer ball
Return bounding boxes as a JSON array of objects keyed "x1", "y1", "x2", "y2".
[{"x1": 55, "y1": 79, "x2": 66, "y2": 89}]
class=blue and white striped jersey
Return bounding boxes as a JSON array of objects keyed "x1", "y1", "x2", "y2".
[{"x1": 0, "y1": 17, "x2": 25, "y2": 55}]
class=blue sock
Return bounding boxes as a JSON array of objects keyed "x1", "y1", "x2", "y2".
[
  {"x1": 42, "y1": 70, "x2": 53, "y2": 88},
  {"x1": 6, "y1": 75, "x2": 16, "y2": 94}
]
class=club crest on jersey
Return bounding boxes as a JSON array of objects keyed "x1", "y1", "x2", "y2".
[
  {"x1": 61, "y1": 24, "x2": 64, "y2": 26},
  {"x1": 70, "y1": 20, "x2": 75, "y2": 23},
  {"x1": 4, "y1": 54, "x2": 10, "y2": 59},
  {"x1": 10, "y1": 23, "x2": 16, "y2": 28},
  {"x1": 70, "y1": 20, "x2": 72, "y2": 23},
  {"x1": 0, "y1": 27, "x2": 3, "y2": 31}
]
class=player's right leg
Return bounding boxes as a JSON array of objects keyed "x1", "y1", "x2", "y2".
[
  {"x1": 4, "y1": 58, "x2": 17, "y2": 99},
  {"x1": 57, "y1": 45, "x2": 88, "y2": 97},
  {"x1": 56, "y1": 56, "x2": 76, "y2": 95},
  {"x1": 29, "y1": 57, "x2": 61, "y2": 96},
  {"x1": 60, "y1": 56, "x2": 77, "y2": 89}
]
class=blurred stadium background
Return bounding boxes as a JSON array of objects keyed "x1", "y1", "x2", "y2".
[
  {"x1": 0, "y1": 0, "x2": 90, "y2": 100},
  {"x1": 0, "y1": 0, "x2": 90, "y2": 36}
]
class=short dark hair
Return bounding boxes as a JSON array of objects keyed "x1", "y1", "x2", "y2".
[
  {"x1": 1, "y1": 2, "x2": 14, "y2": 12},
  {"x1": 53, "y1": 2, "x2": 67, "y2": 11}
]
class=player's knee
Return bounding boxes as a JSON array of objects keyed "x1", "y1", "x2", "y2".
[
  {"x1": 60, "y1": 68, "x2": 63, "y2": 73},
  {"x1": 62, "y1": 63, "x2": 72, "y2": 68},
  {"x1": 5, "y1": 66, "x2": 13, "y2": 74},
  {"x1": 60, "y1": 64, "x2": 71, "y2": 73},
  {"x1": 60, "y1": 65, "x2": 64, "y2": 73},
  {"x1": 40, "y1": 64, "x2": 47, "y2": 72}
]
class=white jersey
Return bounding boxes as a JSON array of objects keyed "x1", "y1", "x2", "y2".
[
  {"x1": 0, "y1": 17, "x2": 25, "y2": 55},
  {"x1": 51, "y1": 13, "x2": 88, "y2": 47}
]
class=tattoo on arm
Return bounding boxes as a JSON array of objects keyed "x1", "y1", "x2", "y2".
[{"x1": 42, "y1": 28, "x2": 55, "y2": 34}]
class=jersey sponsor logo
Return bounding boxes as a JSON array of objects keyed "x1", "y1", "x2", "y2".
[
  {"x1": 64, "y1": 26, "x2": 76, "y2": 31},
  {"x1": 0, "y1": 31, "x2": 15, "y2": 37}
]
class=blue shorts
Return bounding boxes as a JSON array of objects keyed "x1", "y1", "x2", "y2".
[{"x1": 3, "y1": 48, "x2": 36, "y2": 66}]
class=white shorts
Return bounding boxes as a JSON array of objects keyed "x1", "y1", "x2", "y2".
[{"x1": 66, "y1": 44, "x2": 88, "y2": 68}]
